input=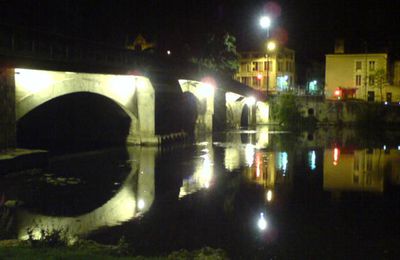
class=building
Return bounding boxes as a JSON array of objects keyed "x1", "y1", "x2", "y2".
[
  {"x1": 325, "y1": 42, "x2": 400, "y2": 102},
  {"x1": 235, "y1": 47, "x2": 295, "y2": 94}
]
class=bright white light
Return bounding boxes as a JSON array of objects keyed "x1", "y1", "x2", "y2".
[
  {"x1": 15, "y1": 68, "x2": 53, "y2": 94},
  {"x1": 259, "y1": 16, "x2": 271, "y2": 29},
  {"x1": 245, "y1": 96, "x2": 256, "y2": 106},
  {"x1": 138, "y1": 199, "x2": 145, "y2": 210},
  {"x1": 226, "y1": 92, "x2": 242, "y2": 103},
  {"x1": 257, "y1": 213, "x2": 268, "y2": 231},
  {"x1": 384, "y1": 101, "x2": 388, "y2": 105},
  {"x1": 398, "y1": 145, "x2": 400, "y2": 151},
  {"x1": 245, "y1": 143, "x2": 255, "y2": 167},
  {"x1": 266, "y1": 190, "x2": 273, "y2": 202},
  {"x1": 198, "y1": 83, "x2": 214, "y2": 98},
  {"x1": 167, "y1": 50, "x2": 171, "y2": 55},
  {"x1": 111, "y1": 75, "x2": 136, "y2": 104},
  {"x1": 383, "y1": 145, "x2": 387, "y2": 150}
]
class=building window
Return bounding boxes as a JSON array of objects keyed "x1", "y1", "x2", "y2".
[
  {"x1": 369, "y1": 61, "x2": 376, "y2": 71},
  {"x1": 252, "y1": 62, "x2": 258, "y2": 71},
  {"x1": 369, "y1": 75, "x2": 375, "y2": 85},
  {"x1": 278, "y1": 61, "x2": 282, "y2": 72},
  {"x1": 356, "y1": 61, "x2": 362, "y2": 71},
  {"x1": 264, "y1": 61, "x2": 272, "y2": 71},
  {"x1": 355, "y1": 75, "x2": 362, "y2": 86}
]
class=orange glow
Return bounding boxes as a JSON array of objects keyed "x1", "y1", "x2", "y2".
[
  {"x1": 334, "y1": 89, "x2": 342, "y2": 97},
  {"x1": 257, "y1": 74, "x2": 262, "y2": 80},
  {"x1": 333, "y1": 147, "x2": 340, "y2": 166}
]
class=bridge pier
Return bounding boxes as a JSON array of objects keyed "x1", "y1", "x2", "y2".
[{"x1": 0, "y1": 68, "x2": 16, "y2": 150}]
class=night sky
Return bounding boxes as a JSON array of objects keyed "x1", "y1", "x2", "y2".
[{"x1": 1, "y1": 0, "x2": 399, "y2": 80}]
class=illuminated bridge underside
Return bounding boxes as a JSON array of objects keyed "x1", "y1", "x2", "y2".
[
  {"x1": 10, "y1": 68, "x2": 270, "y2": 148},
  {"x1": 15, "y1": 69, "x2": 156, "y2": 145}
]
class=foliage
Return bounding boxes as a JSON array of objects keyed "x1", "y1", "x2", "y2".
[
  {"x1": 26, "y1": 227, "x2": 69, "y2": 248},
  {"x1": 191, "y1": 33, "x2": 240, "y2": 76},
  {"x1": 270, "y1": 93, "x2": 304, "y2": 129},
  {"x1": 167, "y1": 247, "x2": 227, "y2": 260},
  {"x1": 373, "y1": 68, "x2": 386, "y2": 102}
]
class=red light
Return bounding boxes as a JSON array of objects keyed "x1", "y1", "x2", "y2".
[{"x1": 334, "y1": 89, "x2": 342, "y2": 97}]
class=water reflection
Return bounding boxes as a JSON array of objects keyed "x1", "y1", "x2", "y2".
[
  {"x1": 324, "y1": 147, "x2": 400, "y2": 192},
  {"x1": 3, "y1": 147, "x2": 157, "y2": 240},
  {"x1": 2, "y1": 128, "x2": 400, "y2": 258},
  {"x1": 179, "y1": 140, "x2": 214, "y2": 198}
]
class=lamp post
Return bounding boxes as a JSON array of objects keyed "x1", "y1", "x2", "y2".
[{"x1": 260, "y1": 16, "x2": 273, "y2": 95}]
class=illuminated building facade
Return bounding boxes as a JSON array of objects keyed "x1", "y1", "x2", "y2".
[
  {"x1": 235, "y1": 47, "x2": 295, "y2": 94},
  {"x1": 325, "y1": 43, "x2": 400, "y2": 102}
]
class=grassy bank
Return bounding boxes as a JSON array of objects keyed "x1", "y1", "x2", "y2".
[{"x1": 0, "y1": 240, "x2": 227, "y2": 260}]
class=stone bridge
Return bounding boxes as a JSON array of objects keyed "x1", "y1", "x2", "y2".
[{"x1": 0, "y1": 25, "x2": 270, "y2": 149}]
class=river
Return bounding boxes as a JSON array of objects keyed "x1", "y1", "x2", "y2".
[{"x1": 1, "y1": 127, "x2": 400, "y2": 258}]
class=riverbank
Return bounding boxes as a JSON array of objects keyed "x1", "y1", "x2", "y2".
[{"x1": 0, "y1": 239, "x2": 227, "y2": 259}]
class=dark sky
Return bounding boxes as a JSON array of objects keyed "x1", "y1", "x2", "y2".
[{"x1": 1, "y1": 1, "x2": 399, "y2": 66}]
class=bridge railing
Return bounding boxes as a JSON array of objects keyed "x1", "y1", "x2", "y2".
[{"x1": 0, "y1": 23, "x2": 165, "y2": 69}]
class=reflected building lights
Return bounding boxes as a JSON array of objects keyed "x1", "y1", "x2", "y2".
[
  {"x1": 257, "y1": 213, "x2": 268, "y2": 231},
  {"x1": 266, "y1": 190, "x2": 273, "y2": 202},
  {"x1": 137, "y1": 199, "x2": 145, "y2": 210},
  {"x1": 333, "y1": 147, "x2": 340, "y2": 166},
  {"x1": 179, "y1": 150, "x2": 214, "y2": 198},
  {"x1": 245, "y1": 144, "x2": 255, "y2": 167},
  {"x1": 308, "y1": 150, "x2": 317, "y2": 171},
  {"x1": 278, "y1": 152, "x2": 288, "y2": 174}
]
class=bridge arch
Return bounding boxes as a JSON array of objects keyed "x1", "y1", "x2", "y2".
[
  {"x1": 15, "y1": 68, "x2": 156, "y2": 144},
  {"x1": 178, "y1": 79, "x2": 214, "y2": 134}
]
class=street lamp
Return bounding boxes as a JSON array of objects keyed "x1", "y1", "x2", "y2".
[
  {"x1": 260, "y1": 16, "x2": 274, "y2": 95},
  {"x1": 259, "y1": 16, "x2": 272, "y2": 37}
]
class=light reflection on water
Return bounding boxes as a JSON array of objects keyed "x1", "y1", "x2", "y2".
[{"x1": 1, "y1": 127, "x2": 400, "y2": 256}]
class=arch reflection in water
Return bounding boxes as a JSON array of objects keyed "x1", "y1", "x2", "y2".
[
  {"x1": 179, "y1": 141, "x2": 214, "y2": 198},
  {"x1": 15, "y1": 147, "x2": 156, "y2": 241}
]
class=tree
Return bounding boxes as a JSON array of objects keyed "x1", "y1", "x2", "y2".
[
  {"x1": 271, "y1": 93, "x2": 304, "y2": 129},
  {"x1": 191, "y1": 33, "x2": 240, "y2": 76},
  {"x1": 373, "y1": 68, "x2": 386, "y2": 102}
]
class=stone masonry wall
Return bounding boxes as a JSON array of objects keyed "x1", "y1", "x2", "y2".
[{"x1": 0, "y1": 68, "x2": 16, "y2": 150}]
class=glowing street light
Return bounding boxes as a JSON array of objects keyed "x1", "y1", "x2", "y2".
[
  {"x1": 259, "y1": 16, "x2": 272, "y2": 32},
  {"x1": 267, "y1": 41, "x2": 276, "y2": 51}
]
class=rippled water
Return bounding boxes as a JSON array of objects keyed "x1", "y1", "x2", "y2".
[{"x1": 1, "y1": 127, "x2": 400, "y2": 258}]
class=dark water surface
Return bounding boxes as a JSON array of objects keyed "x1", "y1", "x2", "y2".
[{"x1": 2, "y1": 127, "x2": 400, "y2": 259}]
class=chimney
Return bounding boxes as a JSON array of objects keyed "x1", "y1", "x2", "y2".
[{"x1": 334, "y1": 39, "x2": 344, "y2": 54}]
